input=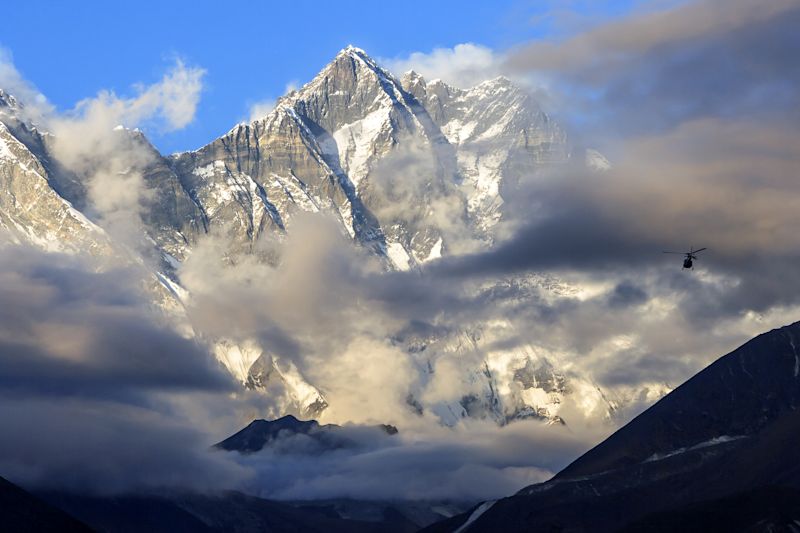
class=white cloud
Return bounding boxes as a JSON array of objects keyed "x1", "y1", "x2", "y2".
[
  {"x1": 45, "y1": 60, "x2": 205, "y2": 245},
  {"x1": 284, "y1": 80, "x2": 299, "y2": 93},
  {"x1": 0, "y1": 47, "x2": 54, "y2": 123},
  {"x1": 61, "y1": 59, "x2": 205, "y2": 135},
  {"x1": 383, "y1": 43, "x2": 504, "y2": 89},
  {"x1": 248, "y1": 98, "x2": 276, "y2": 122},
  {"x1": 247, "y1": 81, "x2": 300, "y2": 123}
]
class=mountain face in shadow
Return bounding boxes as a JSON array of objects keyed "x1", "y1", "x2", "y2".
[{"x1": 425, "y1": 321, "x2": 800, "y2": 532}]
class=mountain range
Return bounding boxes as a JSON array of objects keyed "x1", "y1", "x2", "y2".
[{"x1": 0, "y1": 46, "x2": 655, "y2": 428}]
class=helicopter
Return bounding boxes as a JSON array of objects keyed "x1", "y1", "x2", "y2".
[{"x1": 663, "y1": 246, "x2": 707, "y2": 269}]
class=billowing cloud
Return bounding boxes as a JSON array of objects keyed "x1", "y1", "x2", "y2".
[
  {"x1": 0, "y1": 398, "x2": 249, "y2": 495},
  {"x1": 0, "y1": 47, "x2": 54, "y2": 123},
  {"x1": 0, "y1": 248, "x2": 232, "y2": 398},
  {"x1": 230, "y1": 419, "x2": 601, "y2": 502},
  {"x1": 248, "y1": 98, "x2": 276, "y2": 122},
  {"x1": 356, "y1": 0, "x2": 800, "y2": 416},
  {"x1": 384, "y1": 43, "x2": 505, "y2": 89},
  {"x1": 55, "y1": 59, "x2": 205, "y2": 135},
  {"x1": 362, "y1": 136, "x2": 478, "y2": 255},
  {"x1": 0, "y1": 239, "x2": 616, "y2": 502},
  {"x1": 504, "y1": 0, "x2": 800, "y2": 135},
  {"x1": 0, "y1": 244, "x2": 252, "y2": 494},
  {"x1": 44, "y1": 60, "x2": 205, "y2": 245},
  {"x1": 409, "y1": 0, "x2": 800, "y2": 395},
  {"x1": 246, "y1": 82, "x2": 301, "y2": 123}
]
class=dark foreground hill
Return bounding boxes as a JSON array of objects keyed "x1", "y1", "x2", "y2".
[
  {"x1": 38, "y1": 491, "x2": 428, "y2": 533},
  {"x1": 0, "y1": 475, "x2": 92, "y2": 532},
  {"x1": 425, "y1": 321, "x2": 800, "y2": 532}
]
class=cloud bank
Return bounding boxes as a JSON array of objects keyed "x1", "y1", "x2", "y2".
[
  {"x1": 384, "y1": 43, "x2": 505, "y2": 89},
  {"x1": 0, "y1": 245, "x2": 251, "y2": 494}
]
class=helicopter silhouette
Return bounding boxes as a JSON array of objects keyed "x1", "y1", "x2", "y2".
[{"x1": 663, "y1": 246, "x2": 707, "y2": 269}]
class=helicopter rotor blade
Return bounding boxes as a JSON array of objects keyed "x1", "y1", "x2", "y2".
[
  {"x1": 662, "y1": 251, "x2": 685, "y2": 254},
  {"x1": 693, "y1": 247, "x2": 707, "y2": 253}
]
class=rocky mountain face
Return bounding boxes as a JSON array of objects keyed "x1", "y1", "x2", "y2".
[
  {"x1": 169, "y1": 47, "x2": 565, "y2": 265},
  {"x1": 0, "y1": 95, "x2": 110, "y2": 255},
  {"x1": 426, "y1": 321, "x2": 800, "y2": 532},
  {"x1": 0, "y1": 47, "x2": 645, "y2": 427}
]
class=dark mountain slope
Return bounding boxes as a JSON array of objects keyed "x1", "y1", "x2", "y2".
[
  {"x1": 0, "y1": 474, "x2": 92, "y2": 533},
  {"x1": 557, "y1": 321, "x2": 800, "y2": 480},
  {"x1": 424, "y1": 321, "x2": 800, "y2": 532},
  {"x1": 40, "y1": 491, "x2": 421, "y2": 533},
  {"x1": 620, "y1": 486, "x2": 800, "y2": 533}
]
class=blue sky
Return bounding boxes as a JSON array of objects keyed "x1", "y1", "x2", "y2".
[{"x1": 3, "y1": 0, "x2": 643, "y2": 153}]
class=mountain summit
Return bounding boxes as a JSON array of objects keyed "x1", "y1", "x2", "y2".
[{"x1": 170, "y1": 46, "x2": 566, "y2": 266}]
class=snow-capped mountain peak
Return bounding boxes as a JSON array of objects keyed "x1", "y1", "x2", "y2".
[{"x1": 0, "y1": 48, "x2": 629, "y2": 428}]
